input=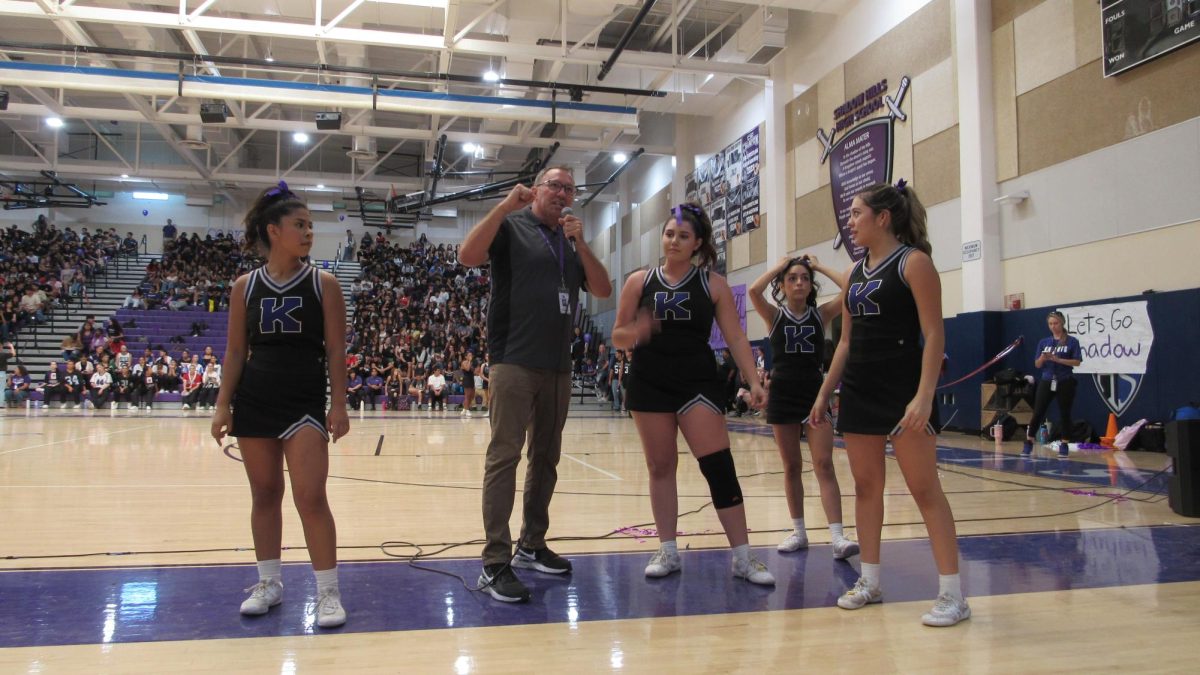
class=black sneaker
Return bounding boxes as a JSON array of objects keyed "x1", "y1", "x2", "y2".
[
  {"x1": 512, "y1": 546, "x2": 573, "y2": 574},
  {"x1": 478, "y1": 563, "x2": 530, "y2": 603}
]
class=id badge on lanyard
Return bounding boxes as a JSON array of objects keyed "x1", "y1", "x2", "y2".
[
  {"x1": 538, "y1": 226, "x2": 572, "y2": 315},
  {"x1": 558, "y1": 286, "x2": 571, "y2": 315}
]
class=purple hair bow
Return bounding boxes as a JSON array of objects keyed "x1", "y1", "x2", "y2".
[
  {"x1": 672, "y1": 203, "x2": 704, "y2": 222},
  {"x1": 265, "y1": 180, "x2": 298, "y2": 201}
]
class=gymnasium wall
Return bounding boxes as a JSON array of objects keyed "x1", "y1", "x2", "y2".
[
  {"x1": 991, "y1": 0, "x2": 1200, "y2": 304},
  {"x1": 786, "y1": 0, "x2": 959, "y2": 283},
  {"x1": 764, "y1": 0, "x2": 1200, "y2": 431},
  {"x1": 939, "y1": 287, "x2": 1200, "y2": 436}
]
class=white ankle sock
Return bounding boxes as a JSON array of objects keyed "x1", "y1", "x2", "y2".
[
  {"x1": 313, "y1": 566, "x2": 339, "y2": 593},
  {"x1": 938, "y1": 573, "x2": 962, "y2": 601},
  {"x1": 732, "y1": 543, "x2": 750, "y2": 563},
  {"x1": 257, "y1": 558, "x2": 282, "y2": 582},
  {"x1": 860, "y1": 562, "x2": 881, "y2": 587},
  {"x1": 792, "y1": 517, "x2": 806, "y2": 535},
  {"x1": 660, "y1": 540, "x2": 678, "y2": 555},
  {"x1": 829, "y1": 523, "x2": 844, "y2": 541}
]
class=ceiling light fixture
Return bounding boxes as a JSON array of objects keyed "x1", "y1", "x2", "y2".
[
  {"x1": 463, "y1": 142, "x2": 477, "y2": 153},
  {"x1": 613, "y1": 152, "x2": 627, "y2": 163},
  {"x1": 483, "y1": 70, "x2": 500, "y2": 83},
  {"x1": 293, "y1": 132, "x2": 310, "y2": 143},
  {"x1": 132, "y1": 191, "x2": 169, "y2": 200},
  {"x1": 46, "y1": 117, "x2": 64, "y2": 128}
]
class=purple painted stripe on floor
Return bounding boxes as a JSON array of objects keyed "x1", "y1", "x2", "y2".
[
  {"x1": 724, "y1": 421, "x2": 1173, "y2": 494},
  {"x1": 1, "y1": 524, "x2": 1198, "y2": 648}
]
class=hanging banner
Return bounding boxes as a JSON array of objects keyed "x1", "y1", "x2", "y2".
[
  {"x1": 818, "y1": 76, "x2": 910, "y2": 262},
  {"x1": 828, "y1": 117, "x2": 894, "y2": 262},
  {"x1": 1059, "y1": 301, "x2": 1154, "y2": 374},
  {"x1": 1058, "y1": 300, "x2": 1155, "y2": 417},
  {"x1": 709, "y1": 283, "x2": 747, "y2": 350},
  {"x1": 685, "y1": 125, "x2": 763, "y2": 274}
]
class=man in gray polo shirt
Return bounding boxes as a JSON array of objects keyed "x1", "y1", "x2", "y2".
[{"x1": 459, "y1": 165, "x2": 612, "y2": 603}]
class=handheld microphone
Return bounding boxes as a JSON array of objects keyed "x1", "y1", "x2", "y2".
[{"x1": 561, "y1": 207, "x2": 577, "y2": 252}]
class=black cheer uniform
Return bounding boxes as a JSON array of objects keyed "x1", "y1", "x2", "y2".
[
  {"x1": 625, "y1": 266, "x2": 725, "y2": 415},
  {"x1": 837, "y1": 245, "x2": 926, "y2": 435},
  {"x1": 231, "y1": 265, "x2": 330, "y2": 440},
  {"x1": 766, "y1": 305, "x2": 827, "y2": 425}
]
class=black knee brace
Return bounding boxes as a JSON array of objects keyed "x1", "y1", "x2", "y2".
[{"x1": 698, "y1": 448, "x2": 743, "y2": 509}]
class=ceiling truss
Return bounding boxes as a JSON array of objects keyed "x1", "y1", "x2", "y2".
[{"x1": 0, "y1": 0, "x2": 840, "y2": 208}]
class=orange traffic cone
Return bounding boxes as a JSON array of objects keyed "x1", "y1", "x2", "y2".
[{"x1": 1100, "y1": 412, "x2": 1118, "y2": 448}]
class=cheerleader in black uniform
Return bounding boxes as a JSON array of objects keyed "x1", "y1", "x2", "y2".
[
  {"x1": 612, "y1": 203, "x2": 774, "y2": 586},
  {"x1": 748, "y1": 254, "x2": 859, "y2": 559},
  {"x1": 210, "y1": 181, "x2": 350, "y2": 628},
  {"x1": 810, "y1": 181, "x2": 968, "y2": 626}
]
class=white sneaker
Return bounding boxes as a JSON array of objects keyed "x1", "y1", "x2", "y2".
[
  {"x1": 462, "y1": 409, "x2": 472, "y2": 418},
  {"x1": 837, "y1": 577, "x2": 882, "y2": 609},
  {"x1": 777, "y1": 530, "x2": 809, "y2": 552},
  {"x1": 831, "y1": 538, "x2": 861, "y2": 560},
  {"x1": 316, "y1": 587, "x2": 347, "y2": 628},
  {"x1": 922, "y1": 593, "x2": 971, "y2": 627},
  {"x1": 644, "y1": 549, "x2": 681, "y2": 578},
  {"x1": 731, "y1": 555, "x2": 775, "y2": 585},
  {"x1": 182, "y1": 404, "x2": 191, "y2": 410},
  {"x1": 239, "y1": 578, "x2": 283, "y2": 615}
]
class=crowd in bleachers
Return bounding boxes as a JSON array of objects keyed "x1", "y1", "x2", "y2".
[
  {"x1": 3, "y1": 222, "x2": 239, "y2": 409},
  {"x1": 128, "y1": 231, "x2": 257, "y2": 312},
  {"x1": 6, "y1": 223, "x2": 624, "y2": 413},
  {"x1": 1, "y1": 216, "x2": 135, "y2": 344},
  {"x1": 345, "y1": 232, "x2": 491, "y2": 412}
]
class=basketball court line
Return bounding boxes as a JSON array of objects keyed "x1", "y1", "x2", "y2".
[
  {"x1": 562, "y1": 452, "x2": 623, "y2": 480},
  {"x1": 0, "y1": 424, "x2": 159, "y2": 457}
]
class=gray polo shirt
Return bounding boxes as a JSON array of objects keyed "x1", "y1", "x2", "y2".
[{"x1": 486, "y1": 206, "x2": 585, "y2": 372}]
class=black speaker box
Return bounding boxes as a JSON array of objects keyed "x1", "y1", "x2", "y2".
[
  {"x1": 1166, "y1": 420, "x2": 1200, "y2": 518},
  {"x1": 315, "y1": 112, "x2": 342, "y2": 130},
  {"x1": 199, "y1": 103, "x2": 228, "y2": 124}
]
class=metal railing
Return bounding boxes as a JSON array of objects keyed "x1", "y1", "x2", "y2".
[{"x1": 10, "y1": 249, "x2": 151, "y2": 352}]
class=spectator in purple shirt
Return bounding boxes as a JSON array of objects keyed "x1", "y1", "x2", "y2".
[
  {"x1": 1023, "y1": 311, "x2": 1084, "y2": 455},
  {"x1": 365, "y1": 368, "x2": 384, "y2": 411}
]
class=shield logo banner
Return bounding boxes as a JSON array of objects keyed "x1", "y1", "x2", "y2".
[
  {"x1": 828, "y1": 117, "x2": 894, "y2": 262},
  {"x1": 1093, "y1": 373, "x2": 1144, "y2": 416}
]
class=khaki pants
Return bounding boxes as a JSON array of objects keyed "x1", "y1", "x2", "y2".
[{"x1": 481, "y1": 363, "x2": 572, "y2": 565}]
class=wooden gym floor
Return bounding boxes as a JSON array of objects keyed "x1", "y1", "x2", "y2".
[{"x1": 1, "y1": 404, "x2": 1197, "y2": 673}]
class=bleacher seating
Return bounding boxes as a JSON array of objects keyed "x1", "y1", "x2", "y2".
[{"x1": 114, "y1": 307, "x2": 227, "y2": 363}]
